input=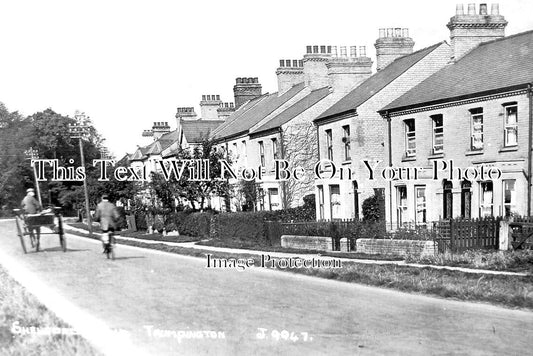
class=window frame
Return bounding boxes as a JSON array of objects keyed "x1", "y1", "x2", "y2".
[
  {"x1": 259, "y1": 141, "x2": 265, "y2": 167},
  {"x1": 271, "y1": 138, "x2": 279, "y2": 161},
  {"x1": 503, "y1": 103, "x2": 518, "y2": 147},
  {"x1": 326, "y1": 129, "x2": 333, "y2": 160},
  {"x1": 431, "y1": 114, "x2": 443, "y2": 154},
  {"x1": 342, "y1": 125, "x2": 351, "y2": 161},
  {"x1": 404, "y1": 119, "x2": 416, "y2": 157},
  {"x1": 470, "y1": 108, "x2": 484, "y2": 151},
  {"x1": 502, "y1": 179, "x2": 516, "y2": 217}
]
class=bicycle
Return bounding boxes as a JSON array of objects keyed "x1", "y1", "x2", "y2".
[{"x1": 102, "y1": 230, "x2": 116, "y2": 260}]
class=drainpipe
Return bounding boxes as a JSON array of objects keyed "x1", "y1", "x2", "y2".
[
  {"x1": 385, "y1": 111, "x2": 393, "y2": 230},
  {"x1": 527, "y1": 83, "x2": 533, "y2": 216},
  {"x1": 279, "y1": 128, "x2": 288, "y2": 209}
]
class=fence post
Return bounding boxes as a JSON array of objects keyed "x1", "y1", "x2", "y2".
[{"x1": 499, "y1": 219, "x2": 509, "y2": 250}]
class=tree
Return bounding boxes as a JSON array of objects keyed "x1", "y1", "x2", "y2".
[
  {"x1": 280, "y1": 122, "x2": 318, "y2": 209},
  {"x1": 148, "y1": 137, "x2": 232, "y2": 211}
]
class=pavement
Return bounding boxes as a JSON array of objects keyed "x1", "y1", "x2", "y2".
[
  {"x1": 1, "y1": 219, "x2": 533, "y2": 356},
  {"x1": 65, "y1": 224, "x2": 530, "y2": 276}
]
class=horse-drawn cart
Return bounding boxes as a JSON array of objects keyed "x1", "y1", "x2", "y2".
[{"x1": 14, "y1": 208, "x2": 66, "y2": 253}]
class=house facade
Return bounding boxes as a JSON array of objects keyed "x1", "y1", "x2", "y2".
[
  {"x1": 313, "y1": 30, "x2": 451, "y2": 221},
  {"x1": 379, "y1": 5, "x2": 533, "y2": 227}
]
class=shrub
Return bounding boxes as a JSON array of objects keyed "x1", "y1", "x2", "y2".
[{"x1": 362, "y1": 193, "x2": 385, "y2": 222}]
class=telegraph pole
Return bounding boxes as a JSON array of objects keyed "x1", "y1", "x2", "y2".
[{"x1": 69, "y1": 112, "x2": 93, "y2": 235}]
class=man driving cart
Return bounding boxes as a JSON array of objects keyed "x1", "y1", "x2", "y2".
[{"x1": 21, "y1": 188, "x2": 42, "y2": 246}]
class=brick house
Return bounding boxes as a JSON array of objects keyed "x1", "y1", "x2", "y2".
[
  {"x1": 379, "y1": 5, "x2": 533, "y2": 227},
  {"x1": 312, "y1": 31, "x2": 450, "y2": 221},
  {"x1": 211, "y1": 45, "x2": 373, "y2": 212}
]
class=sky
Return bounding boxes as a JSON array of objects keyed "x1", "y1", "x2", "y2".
[{"x1": 1, "y1": 0, "x2": 532, "y2": 157}]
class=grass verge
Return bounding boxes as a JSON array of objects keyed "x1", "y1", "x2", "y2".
[
  {"x1": 65, "y1": 227, "x2": 533, "y2": 310},
  {"x1": 0, "y1": 265, "x2": 101, "y2": 356},
  {"x1": 405, "y1": 250, "x2": 533, "y2": 273}
]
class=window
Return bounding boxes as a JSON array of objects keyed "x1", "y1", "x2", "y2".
[
  {"x1": 504, "y1": 104, "x2": 518, "y2": 147},
  {"x1": 397, "y1": 186, "x2": 408, "y2": 227},
  {"x1": 259, "y1": 141, "x2": 265, "y2": 167},
  {"x1": 342, "y1": 125, "x2": 351, "y2": 160},
  {"x1": 329, "y1": 185, "x2": 341, "y2": 220},
  {"x1": 242, "y1": 140, "x2": 247, "y2": 162},
  {"x1": 404, "y1": 119, "x2": 416, "y2": 157},
  {"x1": 268, "y1": 188, "x2": 279, "y2": 210},
  {"x1": 318, "y1": 186, "x2": 324, "y2": 220},
  {"x1": 503, "y1": 180, "x2": 516, "y2": 217},
  {"x1": 415, "y1": 186, "x2": 426, "y2": 224},
  {"x1": 326, "y1": 129, "x2": 333, "y2": 160},
  {"x1": 461, "y1": 180, "x2": 472, "y2": 219},
  {"x1": 432, "y1": 115, "x2": 443, "y2": 154},
  {"x1": 470, "y1": 108, "x2": 483, "y2": 150},
  {"x1": 479, "y1": 181, "x2": 493, "y2": 217},
  {"x1": 271, "y1": 138, "x2": 279, "y2": 160}
]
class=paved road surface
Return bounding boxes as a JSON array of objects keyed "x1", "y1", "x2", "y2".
[{"x1": 0, "y1": 220, "x2": 532, "y2": 355}]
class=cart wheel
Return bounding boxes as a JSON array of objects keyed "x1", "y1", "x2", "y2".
[{"x1": 15, "y1": 217, "x2": 27, "y2": 254}]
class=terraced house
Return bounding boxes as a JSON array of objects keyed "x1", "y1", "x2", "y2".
[
  {"x1": 313, "y1": 29, "x2": 450, "y2": 221},
  {"x1": 379, "y1": 4, "x2": 533, "y2": 227},
  {"x1": 211, "y1": 45, "x2": 374, "y2": 211}
]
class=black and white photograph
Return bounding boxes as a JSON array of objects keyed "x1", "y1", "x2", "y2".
[{"x1": 0, "y1": 0, "x2": 532, "y2": 355}]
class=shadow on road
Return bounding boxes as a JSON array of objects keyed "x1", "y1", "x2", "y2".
[{"x1": 111, "y1": 256, "x2": 146, "y2": 261}]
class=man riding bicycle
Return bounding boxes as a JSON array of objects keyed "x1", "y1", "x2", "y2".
[{"x1": 93, "y1": 194, "x2": 120, "y2": 254}]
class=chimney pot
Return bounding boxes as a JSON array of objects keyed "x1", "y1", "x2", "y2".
[
  {"x1": 313, "y1": 45, "x2": 318, "y2": 53},
  {"x1": 279, "y1": 59, "x2": 284, "y2": 67},
  {"x1": 402, "y1": 28, "x2": 409, "y2": 37},
  {"x1": 285, "y1": 59, "x2": 291, "y2": 67},
  {"x1": 350, "y1": 46, "x2": 356, "y2": 57},
  {"x1": 359, "y1": 46, "x2": 366, "y2": 57},
  {"x1": 298, "y1": 60, "x2": 303, "y2": 67},
  {"x1": 456, "y1": 4, "x2": 464, "y2": 15},
  {"x1": 395, "y1": 28, "x2": 402, "y2": 37},
  {"x1": 479, "y1": 3, "x2": 487, "y2": 15},
  {"x1": 202, "y1": 95, "x2": 206, "y2": 100},
  {"x1": 379, "y1": 28, "x2": 385, "y2": 38},
  {"x1": 468, "y1": 3, "x2": 476, "y2": 15},
  {"x1": 306, "y1": 45, "x2": 312, "y2": 54},
  {"x1": 332, "y1": 46, "x2": 338, "y2": 57},
  {"x1": 292, "y1": 59, "x2": 298, "y2": 67},
  {"x1": 491, "y1": 3, "x2": 499, "y2": 15}
]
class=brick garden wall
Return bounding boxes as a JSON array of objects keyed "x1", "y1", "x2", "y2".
[
  {"x1": 281, "y1": 235, "x2": 333, "y2": 251},
  {"x1": 356, "y1": 238, "x2": 436, "y2": 257}
]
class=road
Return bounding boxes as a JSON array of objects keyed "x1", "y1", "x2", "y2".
[{"x1": 0, "y1": 220, "x2": 532, "y2": 356}]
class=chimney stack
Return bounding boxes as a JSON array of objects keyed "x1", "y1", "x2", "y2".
[
  {"x1": 447, "y1": 3, "x2": 507, "y2": 61},
  {"x1": 374, "y1": 28, "x2": 415, "y2": 71},
  {"x1": 233, "y1": 77, "x2": 262, "y2": 109},
  {"x1": 327, "y1": 45, "x2": 373, "y2": 93},
  {"x1": 217, "y1": 102, "x2": 235, "y2": 120},
  {"x1": 276, "y1": 59, "x2": 304, "y2": 95},
  {"x1": 302, "y1": 45, "x2": 332, "y2": 90},
  {"x1": 151, "y1": 121, "x2": 171, "y2": 140},
  {"x1": 200, "y1": 94, "x2": 222, "y2": 120}
]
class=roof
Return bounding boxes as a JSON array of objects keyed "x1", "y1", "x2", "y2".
[
  {"x1": 381, "y1": 30, "x2": 533, "y2": 113},
  {"x1": 211, "y1": 83, "x2": 306, "y2": 141},
  {"x1": 250, "y1": 87, "x2": 331, "y2": 136},
  {"x1": 129, "y1": 130, "x2": 179, "y2": 161},
  {"x1": 181, "y1": 119, "x2": 224, "y2": 144},
  {"x1": 315, "y1": 42, "x2": 446, "y2": 122}
]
